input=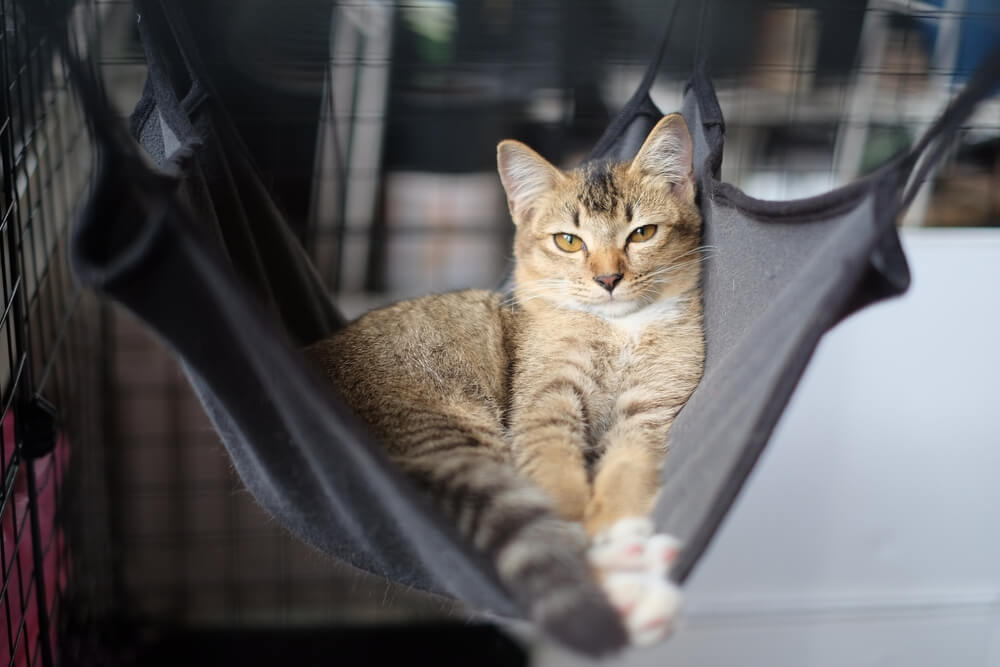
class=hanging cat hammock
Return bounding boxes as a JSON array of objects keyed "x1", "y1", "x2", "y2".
[{"x1": 40, "y1": 0, "x2": 1000, "y2": 656}]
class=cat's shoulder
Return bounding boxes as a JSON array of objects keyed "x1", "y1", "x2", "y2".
[
  {"x1": 356, "y1": 289, "x2": 502, "y2": 319},
  {"x1": 372, "y1": 289, "x2": 513, "y2": 333}
]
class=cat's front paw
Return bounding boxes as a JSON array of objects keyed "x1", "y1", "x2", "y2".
[{"x1": 588, "y1": 517, "x2": 682, "y2": 646}]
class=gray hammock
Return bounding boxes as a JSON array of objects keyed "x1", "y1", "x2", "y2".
[{"x1": 36, "y1": 0, "x2": 1000, "y2": 656}]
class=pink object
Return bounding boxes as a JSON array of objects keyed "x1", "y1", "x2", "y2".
[{"x1": 0, "y1": 410, "x2": 70, "y2": 667}]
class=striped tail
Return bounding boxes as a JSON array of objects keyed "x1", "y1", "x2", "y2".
[{"x1": 397, "y1": 445, "x2": 629, "y2": 655}]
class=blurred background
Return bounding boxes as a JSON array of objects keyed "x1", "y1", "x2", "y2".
[{"x1": 0, "y1": 0, "x2": 997, "y2": 665}]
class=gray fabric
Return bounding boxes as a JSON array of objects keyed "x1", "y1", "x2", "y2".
[
  {"x1": 73, "y1": 0, "x2": 515, "y2": 619},
  {"x1": 587, "y1": 69, "x2": 915, "y2": 582},
  {"x1": 55, "y1": 0, "x2": 1000, "y2": 651},
  {"x1": 664, "y1": 187, "x2": 886, "y2": 579},
  {"x1": 157, "y1": 108, "x2": 181, "y2": 159}
]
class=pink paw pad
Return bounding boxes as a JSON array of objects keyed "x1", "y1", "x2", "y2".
[
  {"x1": 627, "y1": 579, "x2": 681, "y2": 646},
  {"x1": 644, "y1": 534, "x2": 681, "y2": 574},
  {"x1": 587, "y1": 517, "x2": 683, "y2": 648}
]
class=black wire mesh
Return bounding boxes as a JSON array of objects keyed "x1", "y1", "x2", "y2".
[{"x1": 0, "y1": 1, "x2": 102, "y2": 666}]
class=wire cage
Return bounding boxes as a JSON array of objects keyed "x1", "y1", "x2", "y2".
[
  {"x1": 0, "y1": 0, "x2": 103, "y2": 665},
  {"x1": 0, "y1": 0, "x2": 997, "y2": 665}
]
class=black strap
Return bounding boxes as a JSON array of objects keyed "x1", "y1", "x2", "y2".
[
  {"x1": 899, "y1": 43, "x2": 1000, "y2": 209},
  {"x1": 693, "y1": 0, "x2": 712, "y2": 72},
  {"x1": 634, "y1": 0, "x2": 681, "y2": 105},
  {"x1": 586, "y1": 0, "x2": 680, "y2": 160},
  {"x1": 140, "y1": 0, "x2": 217, "y2": 99},
  {"x1": 146, "y1": 0, "x2": 199, "y2": 83},
  {"x1": 705, "y1": 40, "x2": 1000, "y2": 225}
]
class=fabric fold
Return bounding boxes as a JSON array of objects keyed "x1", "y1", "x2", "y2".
[{"x1": 58, "y1": 0, "x2": 1000, "y2": 619}]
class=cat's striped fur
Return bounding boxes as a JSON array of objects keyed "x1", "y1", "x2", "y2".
[{"x1": 306, "y1": 114, "x2": 704, "y2": 654}]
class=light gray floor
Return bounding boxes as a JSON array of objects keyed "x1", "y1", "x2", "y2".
[{"x1": 535, "y1": 228, "x2": 1000, "y2": 666}]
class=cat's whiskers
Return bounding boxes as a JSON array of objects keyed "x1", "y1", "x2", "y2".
[
  {"x1": 505, "y1": 288, "x2": 570, "y2": 309},
  {"x1": 509, "y1": 285, "x2": 571, "y2": 302},
  {"x1": 658, "y1": 248, "x2": 717, "y2": 271},
  {"x1": 644, "y1": 254, "x2": 714, "y2": 280},
  {"x1": 631, "y1": 247, "x2": 715, "y2": 286},
  {"x1": 628, "y1": 252, "x2": 714, "y2": 305},
  {"x1": 682, "y1": 244, "x2": 717, "y2": 255},
  {"x1": 503, "y1": 278, "x2": 572, "y2": 308}
]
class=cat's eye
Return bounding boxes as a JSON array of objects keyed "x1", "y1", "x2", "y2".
[
  {"x1": 553, "y1": 233, "x2": 584, "y2": 253},
  {"x1": 627, "y1": 225, "x2": 658, "y2": 244}
]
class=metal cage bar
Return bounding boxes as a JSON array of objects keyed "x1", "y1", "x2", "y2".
[{"x1": 0, "y1": 1, "x2": 100, "y2": 665}]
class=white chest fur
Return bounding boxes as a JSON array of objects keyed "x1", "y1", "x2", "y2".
[{"x1": 606, "y1": 296, "x2": 685, "y2": 340}]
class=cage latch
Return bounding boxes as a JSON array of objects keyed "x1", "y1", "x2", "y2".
[{"x1": 19, "y1": 396, "x2": 60, "y2": 460}]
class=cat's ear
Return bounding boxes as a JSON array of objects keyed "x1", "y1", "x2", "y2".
[
  {"x1": 629, "y1": 113, "x2": 695, "y2": 203},
  {"x1": 497, "y1": 140, "x2": 562, "y2": 225}
]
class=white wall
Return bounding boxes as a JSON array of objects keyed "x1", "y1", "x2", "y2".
[{"x1": 539, "y1": 228, "x2": 1000, "y2": 666}]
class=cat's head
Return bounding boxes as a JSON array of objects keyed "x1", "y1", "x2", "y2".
[{"x1": 497, "y1": 114, "x2": 701, "y2": 318}]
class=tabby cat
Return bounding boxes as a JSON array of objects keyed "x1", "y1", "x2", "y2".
[{"x1": 306, "y1": 113, "x2": 704, "y2": 654}]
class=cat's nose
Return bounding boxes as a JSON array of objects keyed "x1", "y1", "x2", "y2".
[{"x1": 593, "y1": 273, "x2": 624, "y2": 293}]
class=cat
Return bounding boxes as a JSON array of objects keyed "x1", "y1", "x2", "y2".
[{"x1": 306, "y1": 113, "x2": 704, "y2": 654}]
